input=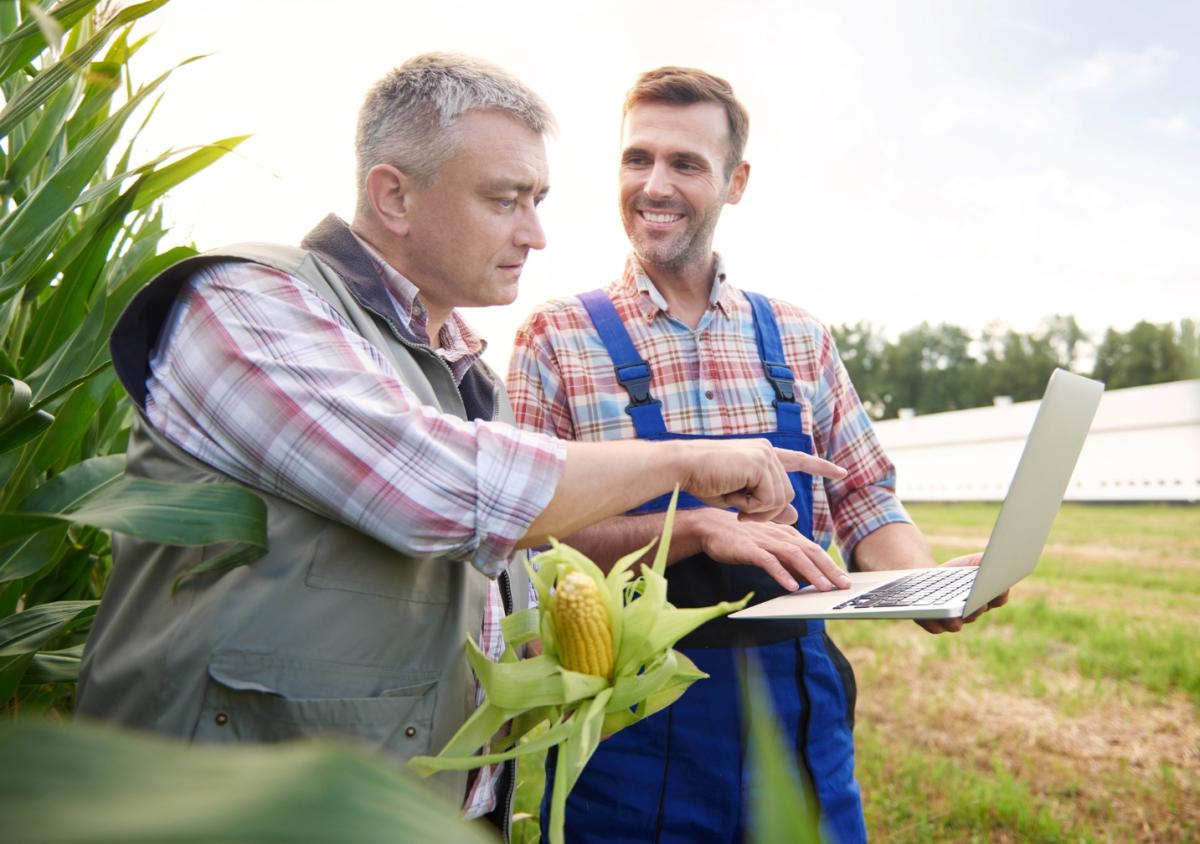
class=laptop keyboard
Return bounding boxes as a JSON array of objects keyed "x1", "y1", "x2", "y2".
[{"x1": 833, "y1": 566, "x2": 977, "y2": 610}]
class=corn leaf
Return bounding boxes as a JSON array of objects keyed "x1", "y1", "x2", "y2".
[
  {"x1": 55, "y1": 476, "x2": 267, "y2": 548},
  {"x1": 0, "y1": 13, "x2": 109, "y2": 140},
  {"x1": 0, "y1": 374, "x2": 55, "y2": 454},
  {"x1": 0, "y1": 55, "x2": 183, "y2": 262},
  {"x1": 4, "y1": 77, "x2": 77, "y2": 190},
  {"x1": 410, "y1": 709, "x2": 580, "y2": 777},
  {"x1": 131, "y1": 134, "x2": 250, "y2": 210},
  {"x1": 743, "y1": 654, "x2": 824, "y2": 844},
  {"x1": 22, "y1": 642, "x2": 83, "y2": 684},
  {"x1": 0, "y1": 721, "x2": 497, "y2": 844},
  {"x1": 30, "y1": 367, "x2": 114, "y2": 473},
  {"x1": 500, "y1": 606, "x2": 540, "y2": 650},
  {"x1": 0, "y1": 0, "x2": 100, "y2": 79},
  {"x1": 0, "y1": 454, "x2": 121, "y2": 583},
  {"x1": 546, "y1": 688, "x2": 613, "y2": 844},
  {"x1": 22, "y1": 278, "x2": 108, "y2": 401},
  {"x1": 0, "y1": 599, "x2": 95, "y2": 699},
  {"x1": 465, "y1": 638, "x2": 606, "y2": 710}
]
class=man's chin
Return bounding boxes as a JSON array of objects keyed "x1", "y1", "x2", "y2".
[{"x1": 632, "y1": 243, "x2": 687, "y2": 272}]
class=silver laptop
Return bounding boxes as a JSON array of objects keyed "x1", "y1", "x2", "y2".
[{"x1": 731, "y1": 368, "x2": 1104, "y2": 621}]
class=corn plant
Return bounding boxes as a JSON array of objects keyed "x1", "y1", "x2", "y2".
[
  {"x1": 0, "y1": 0, "x2": 266, "y2": 718},
  {"x1": 411, "y1": 493, "x2": 753, "y2": 844}
]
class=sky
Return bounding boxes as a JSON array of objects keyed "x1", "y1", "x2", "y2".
[{"x1": 131, "y1": 0, "x2": 1200, "y2": 372}]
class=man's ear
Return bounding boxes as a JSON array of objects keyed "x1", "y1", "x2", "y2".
[
  {"x1": 365, "y1": 164, "x2": 412, "y2": 236},
  {"x1": 725, "y1": 160, "x2": 750, "y2": 205}
]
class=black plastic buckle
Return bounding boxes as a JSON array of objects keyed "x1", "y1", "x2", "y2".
[
  {"x1": 615, "y1": 362, "x2": 657, "y2": 406},
  {"x1": 763, "y1": 362, "x2": 796, "y2": 404}
]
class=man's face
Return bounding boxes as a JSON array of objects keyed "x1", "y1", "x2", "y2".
[
  {"x1": 619, "y1": 101, "x2": 747, "y2": 276},
  {"x1": 401, "y1": 109, "x2": 549, "y2": 313}
]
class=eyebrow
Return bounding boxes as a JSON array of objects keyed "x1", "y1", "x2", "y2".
[
  {"x1": 621, "y1": 147, "x2": 711, "y2": 169},
  {"x1": 482, "y1": 178, "x2": 548, "y2": 197}
]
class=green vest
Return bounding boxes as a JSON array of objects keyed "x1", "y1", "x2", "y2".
[{"x1": 78, "y1": 216, "x2": 530, "y2": 817}]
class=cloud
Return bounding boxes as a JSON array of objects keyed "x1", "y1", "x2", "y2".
[
  {"x1": 921, "y1": 82, "x2": 1065, "y2": 137},
  {"x1": 1048, "y1": 46, "x2": 1177, "y2": 95},
  {"x1": 998, "y1": 18, "x2": 1070, "y2": 47},
  {"x1": 1146, "y1": 113, "x2": 1194, "y2": 138},
  {"x1": 941, "y1": 168, "x2": 1113, "y2": 214}
]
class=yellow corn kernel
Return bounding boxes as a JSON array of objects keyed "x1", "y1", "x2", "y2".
[{"x1": 553, "y1": 571, "x2": 614, "y2": 680}]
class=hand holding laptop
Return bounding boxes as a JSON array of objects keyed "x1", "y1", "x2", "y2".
[
  {"x1": 850, "y1": 523, "x2": 1012, "y2": 634},
  {"x1": 915, "y1": 553, "x2": 1009, "y2": 634}
]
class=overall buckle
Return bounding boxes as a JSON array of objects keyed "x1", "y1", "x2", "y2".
[
  {"x1": 615, "y1": 362, "x2": 657, "y2": 406},
  {"x1": 763, "y1": 361, "x2": 796, "y2": 404}
]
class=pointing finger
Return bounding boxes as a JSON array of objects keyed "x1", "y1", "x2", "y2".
[{"x1": 773, "y1": 448, "x2": 847, "y2": 481}]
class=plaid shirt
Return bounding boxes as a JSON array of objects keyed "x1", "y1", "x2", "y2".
[
  {"x1": 145, "y1": 241, "x2": 565, "y2": 817},
  {"x1": 507, "y1": 254, "x2": 908, "y2": 558}
]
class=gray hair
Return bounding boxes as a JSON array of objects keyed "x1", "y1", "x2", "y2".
[{"x1": 355, "y1": 53, "x2": 556, "y2": 211}]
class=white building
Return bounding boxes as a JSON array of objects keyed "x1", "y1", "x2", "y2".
[{"x1": 873, "y1": 379, "x2": 1200, "y2": 502}]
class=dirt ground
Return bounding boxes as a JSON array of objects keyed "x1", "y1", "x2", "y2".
[{"x1": 845, "y1": 611, "x2": 1200, "y2": 842}]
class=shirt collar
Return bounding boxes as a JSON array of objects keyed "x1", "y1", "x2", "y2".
[
  {"x1": 350, "y1": 231, "x2": 486, "y2": 371},
  {"x1": 621, "y1": 252, "x2": 737, "y2": 323}
]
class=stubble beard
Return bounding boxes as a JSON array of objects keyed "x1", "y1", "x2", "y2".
[{"x1": 624, "y1": 197, "x2": 724, "y2": 276}]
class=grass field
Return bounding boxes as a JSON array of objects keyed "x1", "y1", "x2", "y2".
[
  {"x1": 513, "y1": 503, "x2": 1199, "y2": 843},
  {"x1": 833, "y1": 502, "x2": 1200, "y2": 843}
]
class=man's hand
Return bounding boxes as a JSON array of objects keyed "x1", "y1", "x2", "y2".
[
  {"x1": 916, "y1": 553, "x2": 1010, "y2": 634},
  {"x1": 521, "y1": 438, "x2": 844, "y2": 550},
  {"x1": 674, "y1": 439, "x2": 846, "y2": 525},
  {"x1": 693, "y1": 508, "x2": 851, "y2": 592}
]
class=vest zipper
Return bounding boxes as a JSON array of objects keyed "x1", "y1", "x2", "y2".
[
  {"x1": 360, "y1": 304, "x2": 473, "y2": 417},
  {"x1": 498, "y1": 569, "x2": 516, "y2": 842},
  {"x1": 365, "y1": 299, "x2": 516, "y2": 835}
]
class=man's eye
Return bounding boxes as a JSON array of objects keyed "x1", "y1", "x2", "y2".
[{"x1": 496, "y1": 198, "x2": 516, "y2": 209}]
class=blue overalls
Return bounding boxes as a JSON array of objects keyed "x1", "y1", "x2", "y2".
[{"x1": 541, "y1": 289, "x2": 867, "y2": 844}]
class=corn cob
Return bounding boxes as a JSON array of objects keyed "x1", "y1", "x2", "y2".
[{"x1": 552, "y1": 571, "x2": 614, "y2": 681}]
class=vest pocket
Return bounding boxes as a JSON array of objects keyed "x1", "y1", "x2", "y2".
[
  {"x1": 304, "y1": 521, "x2": 451, "y2": 604},
  {"x1": 193, "y1": 658, "x2": 439, "y2": 759}
]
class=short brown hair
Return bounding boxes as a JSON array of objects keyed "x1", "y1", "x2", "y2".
[{"x1": 623, "y1": 66, "x2": 749, "y2": 177}]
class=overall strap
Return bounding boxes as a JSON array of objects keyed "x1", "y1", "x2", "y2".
[
  {"x1": 578, "y1": 290, "x2": 668, "y2": 437},
  {"x1": 743, "y1": 291, "x2": 803, "y2": 433}
]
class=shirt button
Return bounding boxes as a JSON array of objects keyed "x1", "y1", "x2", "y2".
[
  {"x1": 214, "y1": 712, "x2": 229, "y2": 726},
  {"x1": 404, "y1": 726, "x2": 418, "y2": 738},
  {"x1": 705, "y1": 390, "x2": 715, "y2": 400}
]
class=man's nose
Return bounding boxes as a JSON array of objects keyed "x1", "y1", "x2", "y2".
[
  {"x1": 643, "y1": 161, "x2": 675, "y2": 200},
  {"x1": 516, "y1": 208, "x2": 547, "y2": 250}
]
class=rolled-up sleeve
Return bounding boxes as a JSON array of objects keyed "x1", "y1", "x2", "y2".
[
  {"x1": 809, "y1": 328, "x2": 911, "y2": 561},
  {"x1": 145, "y1": 262, "x2": 566, "y2": 576}
]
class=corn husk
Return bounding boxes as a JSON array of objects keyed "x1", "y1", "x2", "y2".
[{"x1": 408, "y1": 489, "x2": 751, "y2": 844}]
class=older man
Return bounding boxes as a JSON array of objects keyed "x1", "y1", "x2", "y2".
[
  {"x1": 77, "y1": 55, "x2": 842, "y2": 835},
  {"x1": 509, "y1": 67, "x2": 1005, "y2": 842}
]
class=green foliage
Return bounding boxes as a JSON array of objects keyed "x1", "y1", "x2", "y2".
[
  {"x1": 833, "y1": 314, "x2": 1198, "y2": 419},
  {"x1": 1092, "y1": 319, "x2": 1195, "y2": 389},
  {"x1": 831, "y1": 501, "x2": 1200, "y2": 841},
  {"x1": 742, "y1": 655, "x2": 822, "y2": 844},
  {"x1": 0, "y1": 0, "x2": 259, "y2": 716},
  {"x1": 0, "y1": 720, "x2": 498, "y2": 843}
]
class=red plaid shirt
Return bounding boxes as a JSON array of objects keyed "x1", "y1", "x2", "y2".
[
  {"x1": 507, "y1": 254, "x2": 908, "y2": 558},
  {"x1": 145, "y1": 239, "x2": 565, "y2": 817}
]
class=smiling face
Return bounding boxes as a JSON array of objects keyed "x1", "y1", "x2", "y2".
[
  {"x1": 399, "y1": 109, "x2": 549, "y2": 316},
  {"x1": 619, "y1": 101, "x2": 748, "y2": 283}
]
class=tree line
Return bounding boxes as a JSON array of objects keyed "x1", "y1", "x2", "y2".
[{"x1": 830, "y1": 316, "x2": 1200, "y2": 420}]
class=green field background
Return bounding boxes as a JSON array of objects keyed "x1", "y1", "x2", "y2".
[
  {"x1": 513, "y1": 503, "x2": 1199, "y2": 843},
  {"x1": 833, "y1": 502, "x2": 1200, "y2": 842}
]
